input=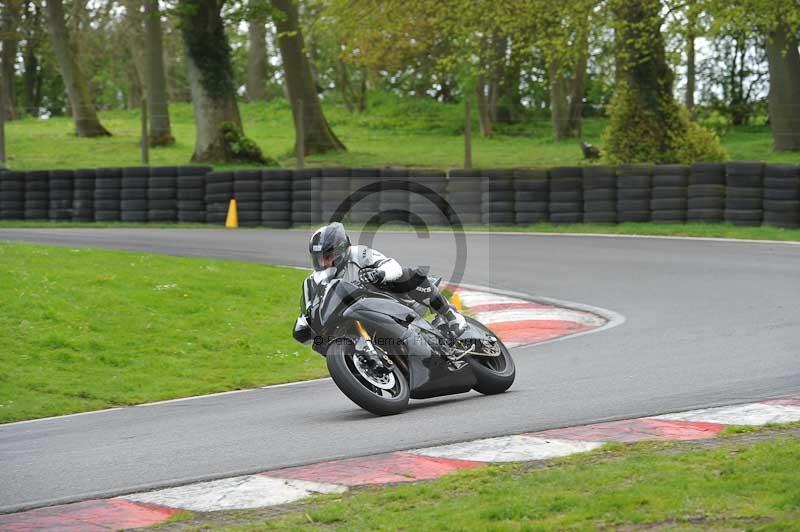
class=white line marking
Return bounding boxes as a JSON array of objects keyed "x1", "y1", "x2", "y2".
[
  {"x1": 476, "y1": 308, "x2": 606, "y2": 327},
  {"x1": 654, "y1": 403, "x2": 800, "y2": 426},
  {"x1": 411, "y1": 435, "x2": 602, "y2": 462},
  {"x1": 122, "y1": 475, "x2": 346, "y2": 512}
]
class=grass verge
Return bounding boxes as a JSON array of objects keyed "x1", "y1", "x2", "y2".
[
  {"x1": 0, "y1": 242, "x2": 321, "y2": 424},
  {"x1": 6, "y1": 99, "x2": 798, "y2": 170},
  {"x1": 2, "y1": 221, "x2": 800, "y2": 242},
  {"x1": 153, "y1": 428, "x2": 800, "y2": 531}
]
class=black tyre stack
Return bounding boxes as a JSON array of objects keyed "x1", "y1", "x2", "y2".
[
  {"x1": 651, "y1": 165, "x2": 689, "y2": 223},
  {"x1": 120, "y1": 167, "x2": 149, "y2": 223},
  {"x1": 687, "y1": 163, "x2": 725, "y2": 223},
  {"x1": 408, "y1": 169, "x2": 449, "y2": 227},
  {"x1": 73, "y1": 169, "x2": 96, "y2": 221},
  {"x1": 261, "y1": 169, "x2": 292, "y2": 228},
  {"x1": 0, "y1": 171, "x2": 25, "y2": 220},
  {"x1": 548, "y1": 167, "x2": 583, "y2": 224},
  {"x1": 616, "y1": 164, "x2": 652, "y2": 223},
  {"x1": 94, "y1": 168, "x2": 122, "y2": 221},
  {"x1": 481, "y1": 169, "x2": 515, "y2": 225},
  {"x1": 379, "y1": 167, "x2": 410, "y2": 225},
  {"x1": 446, "y1": 169, "x2": 482, "y2": 225},
  {"x1": 49, "y1": 170, "x2": 74, "y2": 221},
  {"x1": 348, "y1": 168, "x2": 381, "y2": 224},
  {"x1": 320, "y1": 167, "x2": 350, "y2": 223},
  {"x1": 177, "y1": 166, "x2": 209, "y2": 223},
  {"x1": 724, "y1": 161, "x2": 764, "y2": 226},
  {"x1": 233, "y1": 169, "x2": 262, "y2": 227},
  {"x1": 205, "y1": 171, "x2": 233, "y2": 225},
  {"x1": 513, "y1": 169, "x2": 549, "y2": 224},
  {"x1": 762, "y1": 164, "x2": 800, "y2": 228},
  {"x1": 148, "y1": 167, "x2": 177, "y2": 222},
  {"x1": 292, "y1": 169, "x2": 321, "y2": 226},
  {"x1": 24, "y1": 170, "x2": 49, "y2": 220},
  {"x1": 582, "y1": 166, "x2": 617, "y2": 224}
]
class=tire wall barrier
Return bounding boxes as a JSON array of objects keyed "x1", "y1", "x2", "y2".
[
  {"x1": 583, "y1": 166, "x2": 617, "y2": 224},
  {"x1": 262, "y1": 168, "x2": 292, "y2": 228},
  {"x1": 763, "y1": 164, "x2": 800, "y2": 228},
  {"x1": 121, "y1": 167, "x2": 148, "y2": 223},
  {"x1": 724, "y1": 161, "x2": 763, "y2": 226},
  {"x1": 233, "y1": 169, "x2": 262, "y2": 227},
  {"x1": 481, "y1": 169, "x2": 515, "y2": 225},
  {"x1": 379, "y1": 167, "x2": 410, "y2": 225},
  {"x1": 688, "y1": 163, "x2": 725, "y2": 223},
  {"x1": 514, "y1": 168, "x2": 548, "y2": 224},
  {"x1": 617, "y1": 164, "x2": 652, "y2": 223},
  {"x1": 651, "y1": 165, "x2": 689, "y2": 223},
  {"x1": 0, "y1": 162, "x2": 798, "y2": 230},
  {"x1": 549, "y1": 167, "x2": 583, "y2": 224},
  {"x1": 409, "y1": 169, "x2": 448, "y2": 227},
  {"x1": 178, "y1": 166, "x2": 211, "y2": 223},
  {"x1": 447, "y1": 169, "x2": 481, "y2": 225}
]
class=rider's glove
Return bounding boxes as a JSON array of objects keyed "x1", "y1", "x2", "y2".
[{"x1": 359, "y1": 268, "x2": 386, "y2": 285}]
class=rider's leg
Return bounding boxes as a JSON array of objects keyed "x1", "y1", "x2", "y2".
[{"x1": 383, "y1": 268, "x2": 467, "y2": 336}]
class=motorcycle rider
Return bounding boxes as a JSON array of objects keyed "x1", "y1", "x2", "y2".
[{"x1": 292, "y1": 222, "x2": 467, "y2": 348}]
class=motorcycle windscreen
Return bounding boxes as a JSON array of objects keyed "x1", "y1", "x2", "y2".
[{"x1": 314, "y1": 279, "x2": 362, "y2": 330}]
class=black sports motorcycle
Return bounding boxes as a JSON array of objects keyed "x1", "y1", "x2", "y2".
[{"x1": 305, "y1": 264, "x2": 515, "y2": 415}]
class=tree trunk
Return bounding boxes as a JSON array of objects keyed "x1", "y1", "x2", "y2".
[
  {"x1": 1, "y1": 0, "x2": 21, "y2": 120},
  {"x1": 271, "y1": 0, "x2": 345, "y2": 155},
  {"x1": 566, "y1": 25, "x2": 589, "y2": 137},
  {"x1": 357, "y1": 68, "x2": 367, "y2": 112},
  {"x1": 246, "y1": 3, "x2": 267, "y2": 101},
  {"x1": 23, "y1": 43, "x2": 39, "y2": 115},
  {"x1": 685, "y1": 21, "x2": 696, "y2": 112},
  {"x1": 144, "y1": 0, "x2": 174, "y2": 146},
  {"x1": 765, "y1": 25, "x2": 800, "y2": 151},
  {"x1": 475, "y1": 78, "x2": 493, "y2": 137},
  {"x1": 22, "y1": 0, "x2": 42, "y2": 117},
  {"x1": 126, "y1": 61, "x2": 143, "y2": 109},
  {"x1": 272, "y1": 0, "x2": 346, "y2": 155},
  {"x1": 180, "y1": 0, "x2": 256, "y2": 162},
  {"x1": 44, "y1": 0, "x2": 110, "y2": 136},
  {"x1": 549, "y1": 60, "x2": 571, "y2": 140}
]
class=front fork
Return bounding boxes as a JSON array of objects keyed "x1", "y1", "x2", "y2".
[{"x1": 354, "y1": 320, "x2": 395, "y2": 370}]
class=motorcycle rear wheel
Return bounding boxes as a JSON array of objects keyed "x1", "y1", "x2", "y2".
[
  {"x1": 326, "y1": 341, "x2": 410, "y2": 416},
  {"x1": 464, "y1": 317, "x2": 516, "y2": 395}
]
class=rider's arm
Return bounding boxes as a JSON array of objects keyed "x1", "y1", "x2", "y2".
[{"x1": 367, "y1": 249, "x2": 403, "y2": 282}]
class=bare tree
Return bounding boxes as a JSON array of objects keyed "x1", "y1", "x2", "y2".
[
  {"x1": 271, "y1": 0, "x2": 345, "y2": 155},
  {"x1": 44, "y1": 0, "x2": 110, "y2": 136}
]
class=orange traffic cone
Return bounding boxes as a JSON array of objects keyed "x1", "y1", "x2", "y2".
[{"x1": 225, "y1": 199, "x2": 239, "y2": 228}]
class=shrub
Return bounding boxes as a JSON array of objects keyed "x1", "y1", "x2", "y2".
[{"x1": 603, "y1": 82, "x2": 727, "y2": 164}]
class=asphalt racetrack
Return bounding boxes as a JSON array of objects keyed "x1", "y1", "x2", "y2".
[{"x1": 1, "y1": 228, "x2": 799, "y2": 513}]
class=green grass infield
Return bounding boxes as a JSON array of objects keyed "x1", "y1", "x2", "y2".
[{"x1": 0, "y1": 242, "x2": 322, "y2": 424}]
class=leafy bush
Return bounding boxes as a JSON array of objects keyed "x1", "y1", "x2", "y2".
[
  {"x1": 698, "y1": 110, "x2": 731, "y2": 137},
  {"x1": 603, "y1": 82, "x2": 727, "y2": 164},
  {"x1": 219, "y1": 122, "x2": 277, "y2": 165}
]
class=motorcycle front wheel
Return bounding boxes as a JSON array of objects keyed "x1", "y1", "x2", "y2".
[
  {"x1": 464, "y1": 317, "x2": 516, "y2": 395},
  {"x1": 326, "y1": 341, "x2": 410, "y2": 416}
]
